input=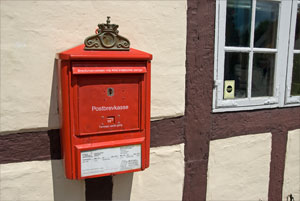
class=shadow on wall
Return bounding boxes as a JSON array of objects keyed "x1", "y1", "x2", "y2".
[
  {"x1": 48, "y1": 59, "x2": 85, "y2": 201},
  {"x1": 47, "y1": 59, "x2": 119, "y2": 201},
  {"x1": 48, "y1": 59, "x2": 60, "y2": 130},
  {"x1": 85, "y1": 175, "x2": 117, "y2": 201},
  {"x1": 51, "y1": 160, "x2": 86, "y2": 201},
  {"x1": 112, "y1": 173, "x2": 134, "y2": 201}
]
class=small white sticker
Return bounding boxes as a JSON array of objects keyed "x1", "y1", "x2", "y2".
[
  {"x1": 224, "y1": 80, "x2": 235, "y2": 99},
  {"x1": 81, "y1": 145, "x2": 141, "y2": 177}
]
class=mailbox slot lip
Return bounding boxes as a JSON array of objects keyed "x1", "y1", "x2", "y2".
[
  {"x1": 72, "y1": 61, "x2": 147, "y2": 67},
  {"x1": 71, "y1": 61, "x2": 147, "y2": 74},
  {"x1": 72, "y1": 66, "x2": 147, "y2": 75},
  {"x1": 75, "y1": 137, "x2": 145, "y2": 179},
  {"x1": 75, "y1": 137, "x2": 145, "y2": 150},
  {"x1": 74, "y1": 128, "x2": 141, "y2": 137}
]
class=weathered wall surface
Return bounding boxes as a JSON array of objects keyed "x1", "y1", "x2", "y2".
[
  {"x1": 112, "y1": 144, "x2": 185, "y2": 201},
  {"x1": 0, "y1": 160, "x2": 85, "y2": 201},
  {"x1": 0, "y1": 0, "x2": 186, "y2": 132},
  {"x1": 206, "y1": 133, "x2": 272, "y2": 201},
  {"x1": 282, "y1": 129, "x2": 300, "y2": 201}
]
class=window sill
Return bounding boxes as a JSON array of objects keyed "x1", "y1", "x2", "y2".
[{"x1": 212, "y1": 103, "x2": 300, "y2": 113}]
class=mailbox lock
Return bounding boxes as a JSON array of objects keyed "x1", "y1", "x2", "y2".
[{"x1": 107, "y1": 88, "x2": 114, "y2": 97}]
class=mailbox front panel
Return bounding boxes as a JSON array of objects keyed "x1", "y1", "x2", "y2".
[{"x1": 74, "y1": 74, "x2": 143, "y2": 135}]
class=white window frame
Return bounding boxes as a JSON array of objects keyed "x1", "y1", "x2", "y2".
[
  {"x1": 285, "y1": 0, "x2": 300, "y2": 106},
  {"x1": 213, "y1": 0, "x2": 296, "y2": 112}
]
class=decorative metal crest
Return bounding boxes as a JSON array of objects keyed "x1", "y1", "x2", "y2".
[{"x1": 84, "y1": 17, "x2": 130, "y2": 51}]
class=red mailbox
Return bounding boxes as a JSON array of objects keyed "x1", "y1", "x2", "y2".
[{"x1": 56, "y1": 44, "x2": 152, "y2": 179}]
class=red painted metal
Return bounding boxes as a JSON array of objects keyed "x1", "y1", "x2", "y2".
[{"x1": 57, "y1": 44, "x2": 152, "y2": 179}]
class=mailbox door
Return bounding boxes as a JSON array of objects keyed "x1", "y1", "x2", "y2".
[{"x1": 71, "y1": 62, "x2": 146, "y2": 136}]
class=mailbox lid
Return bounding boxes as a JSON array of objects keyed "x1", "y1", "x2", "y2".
[
  {"x1": 56, "y1": 44, "x2": 152, "y2": 61},
  {"x1": 72, "y1": 62, "x2": 146, "y2": 136}
]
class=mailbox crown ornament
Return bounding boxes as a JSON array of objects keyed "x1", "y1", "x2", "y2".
[{"x1": 84, "y1": 17, "x2": 130, "y2": 51}]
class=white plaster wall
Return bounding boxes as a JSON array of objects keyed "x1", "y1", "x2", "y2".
[
  {"x1": 0, "y1": 160, "x2": 85, "y2": 201},
  {"x1": 206, "y1": 133, "x2": 272, "y2": 201},
  {"x1": 282, "y1": 129, "x2": 300, "y2": 201},
  {"x1": 112, "y1": 144, "x2": 185, "y2": 201},
  {"x1": 0, "y1": 0, "x2": 187, "y2": 132}
]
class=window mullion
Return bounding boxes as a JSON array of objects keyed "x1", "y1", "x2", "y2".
[
  {"x1": 224, "y1": 47, "x2": 251, "y2": 52},
  {"x1": 294, "y1": 50, "x2": 300, "y2": 54},
  {"x1": 252, "y1": 48, "x2": 277, "y2": 53},
  {"x1": 248, "y1": 53, "x2": 254, "y2": 100},
  {"x1": 248, "y1": 0, "x2": 257, "y2": 99}
]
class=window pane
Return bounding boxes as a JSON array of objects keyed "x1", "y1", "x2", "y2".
[
  {"x1": 254, "y1": 1, "x2": 279, "y2": 48},
  {"x1": 226, "y1": 0, "x2": 252, "y2": 47},
  {"x1": 295, "y1": 3, "x2": 300, "y2": 50},
  {"x1": 252, "y1": 53, "x2": 275, "y2": 97},
  {"x1": 224, "y1": 52, "x2": 249, "y2": 98},
  {"x1": 291, "y1": 54, "x2": 300, "y2": 96}
]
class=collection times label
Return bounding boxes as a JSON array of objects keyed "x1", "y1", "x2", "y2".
[{"x1": 81, "y1": 144, "x2": 141, "y2": 177}]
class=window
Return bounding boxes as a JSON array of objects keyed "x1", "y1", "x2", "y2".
[
  {"x1": 286, "y1": 1, "x2": 300, "y2": 104},
  {"x1": 213, "y1": 0, "x2": 300, "y2": 112}
]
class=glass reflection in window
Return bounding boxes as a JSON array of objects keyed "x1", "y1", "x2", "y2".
[
  {"x1": 291, "y1": 54, "x2": 300, "y2": 95},
  {"x1": 224, "y1": 52, "x2": 249, "y2": 98},
  {"x1": 254, "y1": 1, "x2": 279, "y2": 48},
  {"x1": 252, "y1": 53, "x2": 275, "y2": 97},
  {"x1": 226, "y1": 0, "x2": 252, "y2": 47},
  {"x1": 294, "y1": 3, "x2": 300, "y2": 50}
]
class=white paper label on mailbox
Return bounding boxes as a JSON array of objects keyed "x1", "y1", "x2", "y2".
[{"x1": 81, "y1": 144, "x2": 141, "y2": 177}]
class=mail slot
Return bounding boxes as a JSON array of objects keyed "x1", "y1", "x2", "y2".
[{"x1": 56, "y1": 45, "x2": 152, "y2": 179}]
